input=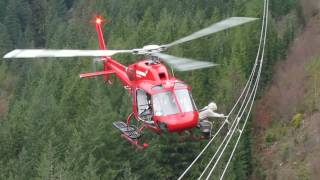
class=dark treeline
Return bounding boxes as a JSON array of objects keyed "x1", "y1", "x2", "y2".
[{"x1": 0, "y1": 0, "x2": 301, "y2": 179}]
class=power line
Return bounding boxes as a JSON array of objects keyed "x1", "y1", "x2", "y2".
[
  {"x1": 219, "y1": 1, "x2": 269, "y2": 179},
  {"x1": 204, "y1": 0, "x2": 269, "y2": 179},
  {"x1": 177, "y1": 121, "x2": 228, "y2": 180},
  {"x1": 178, "y1": 0, "x2": 269, "y2": 179}
]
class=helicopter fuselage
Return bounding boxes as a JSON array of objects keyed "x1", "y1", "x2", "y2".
[
  {"x1": 97, "y1": 57, "x2": 200, "y2": 133},
  {"x1": 128, "y1": 60, "x2": 199, "y2": 133}
]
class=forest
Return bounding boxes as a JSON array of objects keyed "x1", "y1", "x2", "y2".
[{"x1": 0, "y1": 0, "x2": 302, "y2": 179}]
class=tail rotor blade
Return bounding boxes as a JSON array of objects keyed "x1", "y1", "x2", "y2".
[{"x1": 163, "y1": 17, "x2": 258, "y2": 48}]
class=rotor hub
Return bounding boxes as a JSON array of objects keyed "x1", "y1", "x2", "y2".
[{"x1": 132, "y1": 44, "x2": 167, "y2": 55}]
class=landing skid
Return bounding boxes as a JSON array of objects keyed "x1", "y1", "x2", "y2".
[{"x1": 113, "y1": 121, "x2": 148, "y2": 150}]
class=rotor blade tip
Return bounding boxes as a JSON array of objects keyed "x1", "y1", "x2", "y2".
[
  {"x1": 3, "y1": 52, "x2": 13, "y2": 59},
  {"x1": 3, "y1": 49, "x2": 21, "y2": 59}
]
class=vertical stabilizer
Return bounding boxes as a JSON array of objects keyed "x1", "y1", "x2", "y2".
[{"x1": 95, "y1": 17, "x2": 107, "y2": 50}]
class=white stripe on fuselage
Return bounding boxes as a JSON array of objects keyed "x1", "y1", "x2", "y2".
[{"x1": 136, "y1": 70, "x2": 146, "y2": 77}]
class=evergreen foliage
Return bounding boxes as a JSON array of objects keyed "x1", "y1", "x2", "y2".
[{"x1": 0, "y1": 0, "x2": 301, "y2": 179}]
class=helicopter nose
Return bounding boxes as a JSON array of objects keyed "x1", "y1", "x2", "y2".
[{"x1": 157, "y1": 111, "x2": 199, "y2": 132}]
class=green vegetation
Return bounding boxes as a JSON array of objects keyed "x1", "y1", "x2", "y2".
[
  {"x1": 264, "y1": 121, "x2": 289, "y2": 145},
  {"x1": 292, "y1": 113, "x2": 303, "y2": 128},
  {"x1": 305, "y1": 57, "x2": 320, "y2": 112},
  {"x1": 0, "y1": 0, "x2": 302, "y2": 179},
  {"x1": 297, "y1": 165, "x2": 310, "y2": 180}
]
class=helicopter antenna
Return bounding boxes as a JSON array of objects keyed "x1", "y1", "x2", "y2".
[{"x1": 171, "y1": 65, "x2": 175, "y2": 77}]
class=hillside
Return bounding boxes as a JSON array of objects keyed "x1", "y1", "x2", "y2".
[
  {"x1": 0, "y1": 0, "x2": 308, "y2": 179},
  {"x1": 253, "y1": 1, "x2": 320, "y2": 179}
]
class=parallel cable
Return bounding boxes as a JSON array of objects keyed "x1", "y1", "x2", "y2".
[
  {"x1": 226, "y1": 0, "x2": 266, "y2": 117},
  {"x1": 198, "y1": 0, "x2": 268, "y2": 178},
  {"x1": 203, "y1": 0, "x2": 269, "y2": 179},
  {"x1": 205, "y1": 78, "x2": 263, "y2": 180},
  {"x1": 177, "y1": 0, "x2": 268, "y2": 179},
  {"x1": 177, "y1": 120, "x2": 227, "y2": 180},
  {"x1": 219, "y1": 1, "x2": 269, "y2": 179},
  {"x1": 198, "y1": 107, "x2": 242, "y2": 179}
]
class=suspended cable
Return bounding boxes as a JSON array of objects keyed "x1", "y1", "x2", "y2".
[
  {"x1": 177, "y1": 0, "x2": 268, "y2": 179},
  {"x1": 219, "y1": 1, "x2": 269, "y2": 179},
  {"x1": 198, "y1": 109, "x2": 242, "y2": 179},
  {"x1": 177, "y1": 121, "x2": 227, "y2": 180},
  {"x1": 204, "y1": 1, "x2": 269, "y2": 179}
]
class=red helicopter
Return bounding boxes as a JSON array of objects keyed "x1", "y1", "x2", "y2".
[{"x1": 3, "y1": 16, "x2": 257, "y2": 149}]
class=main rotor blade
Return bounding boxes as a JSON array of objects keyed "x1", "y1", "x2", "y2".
[
  {"x1": 163, "y1": 17, "x2": 258, "y2": 48},
  {"x1": 153, "y1": 53, "x2": 218, "y2": 71},
  {"x1": 3, "y1": 49, "x2": 132, "y2": 59}
]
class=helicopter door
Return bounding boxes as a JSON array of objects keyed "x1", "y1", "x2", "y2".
[{"x1": 136, "y1": 89, "x2": 152, "y2": 118}]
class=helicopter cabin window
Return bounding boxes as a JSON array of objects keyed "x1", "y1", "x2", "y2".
[
  {"x1": 152, "y1": 91, "x2": 179, "y2": 116},
  {"x1": 175, "y1": 89, "x2": 196, "y2": 112},
  {"x1": 151, "y1": 85, "x2": 164, "y2": 91},
  {"x1": 174, "y1": 82, "x2": 187, "y2": 88},
  {"x1": 152, "y1": 88, "x2": 196, "y2": 116},
  {"x1": 136, "y1": 89, "x2": 152, "y2": 117}
]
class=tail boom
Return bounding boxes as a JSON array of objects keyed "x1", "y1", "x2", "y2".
[{"x1": 94, "y1": 16, "x2": 131, "y2": 87}]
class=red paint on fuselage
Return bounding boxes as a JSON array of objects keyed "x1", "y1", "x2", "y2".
[
  {"x1": 94, "y1": 17, "x2": 199, "y2": 134},
  {"x1": 154, "y1": 111, "x2": 199, "y2": 132},
  {"x1": 128, "y1": 60, "x2": 170, "y2": 82}
]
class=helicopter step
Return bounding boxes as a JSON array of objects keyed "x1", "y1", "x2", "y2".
[
  {"x1": 113, "y1": 121, "x2": 148, "y2": 150},
  {"x1": 113, "y1": 121, "x2": 141, "y2": 139}
]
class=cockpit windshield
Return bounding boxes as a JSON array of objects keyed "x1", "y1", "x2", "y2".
[
  {"x1": 175, "y1": 89, "x2": 195, "y2": 112},
  {"x1": 152, "y1": 91, "x2": 179, "y2": 116},
  {"x1": 152, "y1": 89, "x2": 196, "y2": 116}
]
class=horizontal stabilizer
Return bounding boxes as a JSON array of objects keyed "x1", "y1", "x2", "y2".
[{"x1": 79, "y1": 70, "x2": 115, "y2": 78}]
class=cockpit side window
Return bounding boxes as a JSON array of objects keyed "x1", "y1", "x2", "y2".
[{"x1": 136, "y1": 89, "x2": 152, "y2": 118}]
